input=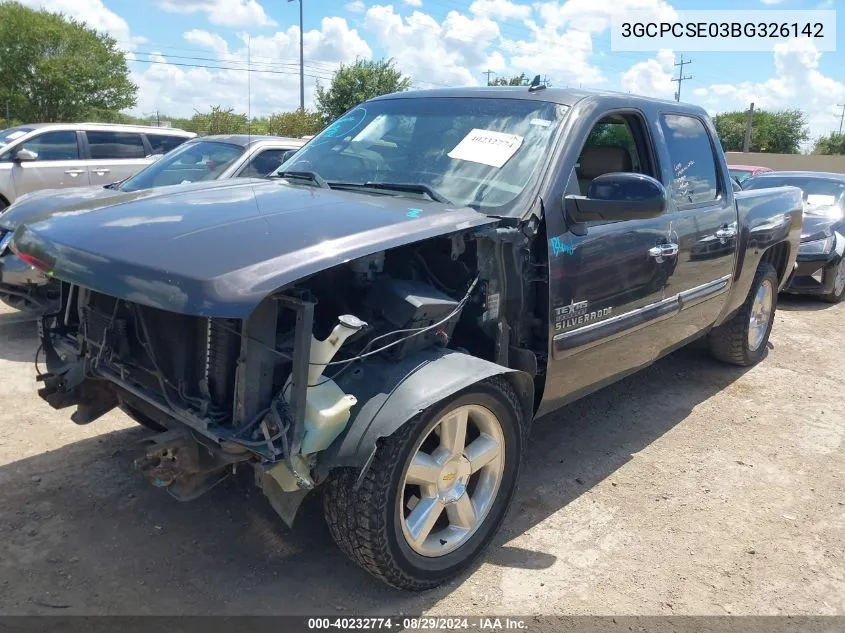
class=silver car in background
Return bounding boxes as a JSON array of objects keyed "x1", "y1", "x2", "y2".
[
  {"x1": 0, "y1": 134, "x2": 306, "y2": 312},
  {"x1": 0, "y1": 123, "x2": 196, "y2": 210}
]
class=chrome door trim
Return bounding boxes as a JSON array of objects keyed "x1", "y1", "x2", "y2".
[
  {"x1": 553, "y1": 295, "x2": 680, "y2": 360},
  {"x1": 678, "y1": 274, "x2": 732, "y2": 311},
  {"x1": 552, "y1": 274, "x2": 732, "y2": 360}
]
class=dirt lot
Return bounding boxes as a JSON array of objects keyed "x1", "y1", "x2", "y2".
[{"x1": 0, "y1": 297, "x2": 842, "y2": 616}]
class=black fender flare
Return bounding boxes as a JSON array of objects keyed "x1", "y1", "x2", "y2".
[{"x1": 316, "y1": 348, "x2": 534, "y2": 482}]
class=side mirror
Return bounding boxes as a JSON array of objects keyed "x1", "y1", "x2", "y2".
[
  {"x1": 565, "y1": 173, "x2": 667, "y2": 223},
  {"x1": 730, "y1": 176, "x2": 742, "y2": 192},
  {"x1": 14, "y1": 148, "x2": 37, "y2": 162},
  {"x1": 280, "y1": 149, "x2": 297, "y2": 163}
]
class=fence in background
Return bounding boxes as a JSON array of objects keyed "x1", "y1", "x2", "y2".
[{"x1": 726, "y1": 152, "x2": 845, "y2": 174}]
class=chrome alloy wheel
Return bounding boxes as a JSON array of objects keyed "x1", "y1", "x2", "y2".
[
  {"x1": 833, "y1": 258, "x2": 845, "y2": 297},
  {"x1": 748, "y1": 278, "x2": 774, "y2": 352},
  {"x1": 398, "y1": 404, "x2": 505, "y2": 557}
]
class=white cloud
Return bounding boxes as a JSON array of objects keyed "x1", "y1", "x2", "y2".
[
  {"x1": 363, "y1": 5, "x2": 500, "y2": 87},
  {"x1": 131, "y1": 18, "x2": 371, "y2": 117},
  {"x1": 157, "y1": 0, "x2": 277, "y2": 28},
  {"x1": 692, "y1": 39, "x2": 845, "y2": 141},
  {"x1": 183, "y1": 29, "x2": 231, "y2": 57},
  {"x1": 621, "y1": 49, "x2": 675, "y2": 99},
  {"x1": 536, "y1": 0, "x2": 677, "y2": 35},
  {"x1": 10, "y1": 0, "x2": 141, "y2": 47},
  {"x1": 469, "y1": 0, "x2": 531, "y2": 21},
  {"x1": 760, "y1": 0, "x2": 786, "y2": 4},
  {"x1": 345, "y1": 0, "x2": 366, "y2": 12},
  {"x1": 502, "y1": 21, "x2": 603, "y2": 86},
  {"x1": 404, "y1": 0, "x2": 423, "y2": 6}
]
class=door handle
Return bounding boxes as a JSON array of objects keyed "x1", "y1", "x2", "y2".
[
  {"x1": 648, "y1": 243, "x2": 679, "y2": 262},
  {"x1": 715, "y1": 227, "x2": 737, "y2": 239},
  {"x1": 64, "y1": 169, "x2": 85, "y2": 176},
  {"x1": 93, "y1": 168, "x2": 111, "y2": 174}
]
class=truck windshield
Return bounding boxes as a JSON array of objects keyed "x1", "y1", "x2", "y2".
[
  {"x1": 275, "y1": 97, "x2": 568, "y2": 214},
  {"x1": 121, "y1": 140, "x2": 244, "y2": 192}
]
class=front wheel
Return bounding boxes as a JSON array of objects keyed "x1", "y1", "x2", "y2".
[
  {"x1": 820, "y1": 257, "x2": 845, "y2": 304},
  {"x1": 708, "y1": 262, "x2": 778, "y2": 366},
  {"x1": 323, "y1": 377, "x2": 525, "y2": 590}
]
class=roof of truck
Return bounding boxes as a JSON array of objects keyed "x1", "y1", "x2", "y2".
[{"x1": 370, "y1": 86, "x2": 698, "y2": 109}]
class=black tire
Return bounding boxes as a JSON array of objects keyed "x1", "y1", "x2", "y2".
[
  {"x1": 119, "y1": 403, "x2": 167, "y2": 432},
  {"x1": 708, "y1": 262, "x2": 778, "y2": 366},
  {"x1": 323, "y1": 377, "x2": 526, "y2": 591},
  {"x1": 819, "y1": 258, "x2": 845, "y2": 304}
]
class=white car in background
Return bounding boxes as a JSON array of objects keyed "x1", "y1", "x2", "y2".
[
  {"x1": 0, "y1": 122, "x2": 195, "y2": 210},
  {"x1": 0, "y1": 134, "x2": 306, "y2": 312}
]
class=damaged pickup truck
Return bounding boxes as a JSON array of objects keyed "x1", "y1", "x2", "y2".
[{"x1": 12, "y1": 87, "x2": 802, "y2": 590}]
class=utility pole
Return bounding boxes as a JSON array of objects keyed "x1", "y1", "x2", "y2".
[
  {"x1": 483, "y1": 70, "x2": 496, "y2": 86},
  {"x1": 4, "y1": 100, "x2": 9, "y2": 125},
  {"x1": 672, "y1": 54, "x2": 693, "y2": 102},
  {"x1": 289, "y1": 0, "x2": 305, "y2": 110},
  {"x1": 837, "y1": 104, "x2": 845, "y2": 136},
  {"x1": 742, "y1": 102, "x2": 755, "y2": 153}
]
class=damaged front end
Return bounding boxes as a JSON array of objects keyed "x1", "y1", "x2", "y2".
[
  {"x1": 34, "y1": 229, "x2": 513, "y2": 525},
  {"x1": 37, "y1": 284, "x2": 360, "y2": 522}
]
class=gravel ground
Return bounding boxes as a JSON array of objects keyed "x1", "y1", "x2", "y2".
[{"x1": 0, "y1": 297, "x2": 842, "y2": 616}]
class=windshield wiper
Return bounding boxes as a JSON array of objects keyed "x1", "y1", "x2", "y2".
[
  {"x1": 272, "y1": 170, "x2": 330, "y2": 189},
  {"x1": 329, "y1": 182, "x2": 452, "y2": 204}
]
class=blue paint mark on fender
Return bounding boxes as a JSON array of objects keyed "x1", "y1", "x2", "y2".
[
  {"x1": 406, "y1": 208, "x2": 422, "y2": 218},
  {"x1": 550, "y1": 236, "x2": 576, "y2": 256}
]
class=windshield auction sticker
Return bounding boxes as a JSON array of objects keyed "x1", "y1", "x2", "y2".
[
  {"x1": 611, "y1": 9, "x2": 836, "y2": 52},
  {"x1": 448, "y1": 129, "x2": 524, "y2": 168}
]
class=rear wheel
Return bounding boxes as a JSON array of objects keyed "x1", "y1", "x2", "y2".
[
  {"x1": 323, "y1": 377, "x2": 524, "y2": 590},
  {"x1": 820, "y1": 257, "x2": 845, "y2": 304},
  {"x1": 708, "y1": 262, "x2": 778, "y2": 366}
]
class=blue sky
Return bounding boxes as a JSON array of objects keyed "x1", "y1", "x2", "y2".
[{"x1": 12, "y1": 0, "x2": 845, "y2": 142}]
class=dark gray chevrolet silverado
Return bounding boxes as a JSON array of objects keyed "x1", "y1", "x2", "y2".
[{"x1": 10, "y1": 87, "x2": 802, "y2": 590}]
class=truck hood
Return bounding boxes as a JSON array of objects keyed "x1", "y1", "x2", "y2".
[
  {"x1": 12, "y1": 179, "x2": 499, "y2": 317},
  {"x1": 0, "y1": 179, "x2": 262, "y2": 231}
]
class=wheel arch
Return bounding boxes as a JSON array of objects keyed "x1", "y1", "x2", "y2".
[{"x1": 316, "y1": 348, "x2": 534, "y2": 483}]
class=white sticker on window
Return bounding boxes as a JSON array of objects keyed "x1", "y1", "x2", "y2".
[
  {"x1": 4, "y1": 131, "x2": 26, "y2": 141},
  {"x1": 806, "y1": 194, "x2": 836, "y2": 206},
  {"x1": 447, "y1": 129, "x2": 523, "y2": 168},
  {"x1": 530, "y1": 118, "x2": 552, "y2": 127}
]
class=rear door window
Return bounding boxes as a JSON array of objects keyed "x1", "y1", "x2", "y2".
[
  {"x1": 147, "y1": 134, "x2": 188, "y2": 155},
  {"x1": 86, "y1": 131, "x2": 146, "y2": 160},
  {"x1": 659, "y1": 114, "x2": 720, "y2": 206}
]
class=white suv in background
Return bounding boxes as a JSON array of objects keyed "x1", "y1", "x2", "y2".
[{"x1": 0, "y1": 123, "x2": 195, "y2": 210}]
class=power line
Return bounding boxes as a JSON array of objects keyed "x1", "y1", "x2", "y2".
[
  {"x1": 129, "y1": 57, "x2": 334, "y2": 80},
  {"x1": 837, "y1": 104, "x2": 845, "y2": 136},
  {"x1": 129, "y1": 50, "x2": 336, "y2": 78},
  {"x1": 672, "y1": 54, "x2": 693, "y2": 102},
  {"x1": 483, "y1": 69, "x2": 496, "y2": 85}
]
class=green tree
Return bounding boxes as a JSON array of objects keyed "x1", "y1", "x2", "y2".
[
  {"x1": 0, "y1": 1, "x2": 137, "y2": 122},
  {"x1": 490, "y1": 73, "x2": 530, "y2": 86},
  {"x1": 186, "y1": 106, "x2": 248, "y2": 135},
  {"x1": 315, "y1": 58, "x2": 411, "y2": 123},
  {"x1": 813, "y1": 133, "x2": 845, "y2": 155},
  {"x1": 713, "y1": 109, "x2": 809, "y2": 154},
  {"x1": 266, "y1": 110, "x2": 324, "y2": 137}
]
